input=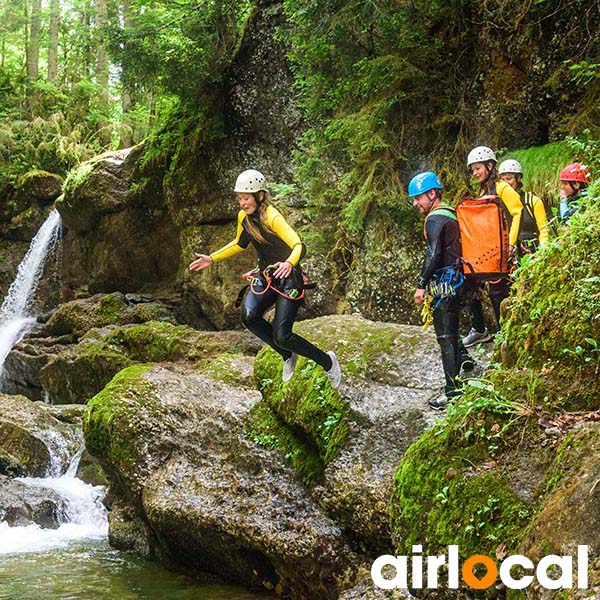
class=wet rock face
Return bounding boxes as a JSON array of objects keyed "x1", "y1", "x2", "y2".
[
  {"x1": 0, "y1": 474, "x2": 68, "y2": 529},
  {"x1": 84, "y1": 366, "x2": 361, "y2": 599},
  {"x1": 0, "y1": 394, "x2": 80, "y2": 477},
  {"x1": 56, "y1": 149, "x2": 181, "y2": 300},
  {"x1": 0, "y1": 170, "x2": 62, "y2": 242},
  {"x1": 0, "y1": 170, "x2": 63, "y2": 298}
]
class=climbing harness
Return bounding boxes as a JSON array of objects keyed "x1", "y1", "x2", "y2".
[
  {"x1": 429, "y1": 265, "x2": 464, "y2": 307},
  {"x1": 235, "y1": 265, "x2": 316, "y2": 308},
  {"x1": 421, "y1": 265, "x2": 464, "y2": 331}
]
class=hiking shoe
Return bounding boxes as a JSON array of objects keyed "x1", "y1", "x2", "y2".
[
  {"x1": 282, "y1": 353, "x2": 298, "y2": 382},
  {"x1": 462, "y1": 327, "x2": 492, "y2": 347},
  {"x1": 428, "y1": 393, "x2": 449, "y2": 411},
  {"x1": 326, "y1": 351, "x2": 342, "y2": 389},
  {"x1": 461, "y1": 355, "x2": 475, "y2": 372}
]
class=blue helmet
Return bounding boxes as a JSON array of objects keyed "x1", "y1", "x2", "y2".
[{"x1": 407, "y1": 171, "x2": 443, "y2": 197}]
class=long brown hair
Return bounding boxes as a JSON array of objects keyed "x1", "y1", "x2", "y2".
[
  {"x1": 480, "y1": 162, "x2": 498, "y2": 196},
  {"x1": 244, "y1": 191, "x2": 275, "y2": 244}
]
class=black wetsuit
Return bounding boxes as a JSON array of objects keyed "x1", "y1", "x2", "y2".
[
  {"x1": 210, "y1": 205, "x2": 331, "y2": 370},
  {"x1": 419, "y1": 205, "x2": 469, "y2": 396}
]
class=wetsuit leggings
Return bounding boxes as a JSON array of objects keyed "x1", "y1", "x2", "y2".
[
  {"x1": 470, "y1": 278, "x2": 510, "y2": 331},
  {"x1": 242, "y1": 287, "x2": 332, "y2": 370},
  {"x1": 434, "y1": 295, "x2": 470, "y2": 396}
]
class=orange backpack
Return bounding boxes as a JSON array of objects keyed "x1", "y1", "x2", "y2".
[{"x1": 456, "y1": 195, "x2": 509, "y2": 279}]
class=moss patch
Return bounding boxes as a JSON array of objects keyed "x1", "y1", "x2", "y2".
[
  {"x1": 246, "y1": 402, "x2": 323, "y2": 485},
  {"x1": 254, "y1": 346, "x2": 350, "y2": 467},
  {"x1": 83, "y1": 364, "x2": 156, "y2": 466},
  {"x1": 499, "y1": 182, "x2": 600, "y2": 410}
]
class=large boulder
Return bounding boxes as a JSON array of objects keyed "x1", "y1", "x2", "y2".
[
  {"x1": 0, "y1": 474, "x2": 68, "y2": 528},
  {"x1": 250, "y1": 315, "x2": 445, "y2": 553},
  {"x1": 38, "y1": 320, "x2": 261, "y2": 404},
  {"x1": 84, "y1": 365, "x2": 361, "y2": 599},
  {"x1": 0, "y1": 394, "x2": 80, "y2": 477},
  {"x1": 0, "y1": 170, "x2": 62, "y2": 242},
  {"x1": 56, "y1": 149, "x2": 181, "y2": 299}
]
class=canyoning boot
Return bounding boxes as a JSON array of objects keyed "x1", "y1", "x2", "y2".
[
  {"x1": 460, "y1": 355, "x2": 475, "y2": 372},
  {"x1": 282, "y1": 353, "x2": 298, "y2": 382},
  {"x1": 326, "y1": 351, "x2": 342, "y2": 389},
  {"x1": 462, "y1": 327, "x2": 492, "y2": 347},
  {"x1": 428, "y1": 393, "x2": 449, "y2": 411}
]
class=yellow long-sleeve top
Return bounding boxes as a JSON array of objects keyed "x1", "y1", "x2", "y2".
[
  {"x1": 210, "y1": 205, "x2": 305, "y2": 269},
  {"x1": 518, "y1": 191, "x2": 549, "y2": 246},
  {"x1": 494, "y1": 180, "x2": 523, "y2": 247}
]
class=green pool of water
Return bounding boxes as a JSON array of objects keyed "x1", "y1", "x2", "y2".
[{"x1": 0, "y1": 540, "x2": 270, "y2": 600}]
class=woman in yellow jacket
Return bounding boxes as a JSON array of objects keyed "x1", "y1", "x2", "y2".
[
  {"x1": 498, "y1": 158, "x2": 549, "y2": 256},
  {"x1": 462, "y1": 146, "x2": 523, "y2": 347},
  {"x1": 189, "y1": 169, "x2": 341, "y2": 388}
]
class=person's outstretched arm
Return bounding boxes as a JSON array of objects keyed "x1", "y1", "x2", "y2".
[{"x1": 189, "y1": 210, "x2": 249, "y2": 271}]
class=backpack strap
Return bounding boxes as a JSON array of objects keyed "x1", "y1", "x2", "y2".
[
  {"x1": 424, "y1": 204, "x2": 456, "y2": 238},
  {"x1": 522, "y1": 192, "x2": 535, "y2": 220}
]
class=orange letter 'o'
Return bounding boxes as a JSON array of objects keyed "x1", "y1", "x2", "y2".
[{"x1": 462, "y1": 555, "x2": 498, "y2": 590}]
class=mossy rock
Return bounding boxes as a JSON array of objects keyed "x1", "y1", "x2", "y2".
[
  {"x1": 500, "y1": 184, "x2": 600, "y2": 411},
  {"x1": 520, "y1": 423, "x2": 600, "y2": 562},
  {"x1": 252, "y1": 314, "x2": 444, "y2": 474},
  {"x1": 251, "y1": 314, "x2": 444, "y2": 551},
  {"x1": 83, "y1": 364, "x2": 359, "y2": 598},
  {"x1": 83, "y1": 364, "x2": 160, "y2": 494},
  {"x1": 41, "y1": 293, "x2": 178, "y2": 338},
  {"x1": 198, "y1": 352, "x2": 256, "y2": 389},
  {"x1": 40, "y1": 320, "x2": 261, "y2": 404}
]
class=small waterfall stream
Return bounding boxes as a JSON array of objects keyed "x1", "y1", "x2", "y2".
[
  {"x1": 0, "y1": 209, "x2": 62, "y2": 378},
  {"x1": 0, "y1": 444, "x2": 108, "y2": 556}
]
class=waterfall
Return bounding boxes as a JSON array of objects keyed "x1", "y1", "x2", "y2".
[
  {"x1": 0, "y1": 209, "x2": 62, "y2": 378},
  {"x1": 0, "y1": 443, "x2": 108, "y2": 555}
]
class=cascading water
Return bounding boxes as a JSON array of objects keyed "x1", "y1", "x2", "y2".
[
  {"x1": 0, "y1": 445, "x2": 108, "y2": 555},
  {"x1": 0, "y1": 209, "x2": 62, "y2": 379},
  {"x1": 0, "y1": 207, "x2": 107, "y2": 555}
]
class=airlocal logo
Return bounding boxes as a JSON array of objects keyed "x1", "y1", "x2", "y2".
[{"x1": 371, "y1": 545, "x2": 589, "y2": 591}]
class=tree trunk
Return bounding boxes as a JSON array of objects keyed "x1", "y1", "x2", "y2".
[
  {"x1": 26, "y1": 0, "x2": 41, "y2": 85},
  {"x1": 94, "y1": 0, "x2": 111, "y2": 146},
  {"x1": 119, "y1": 0, "x2": 134, "y2": 148},
  {"x1": 47, "y1": 0, "x2": 60, "y2": 82}
]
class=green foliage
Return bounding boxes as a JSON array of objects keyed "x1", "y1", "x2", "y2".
[
  {"x1": 508, "y1": 141, "x2": 573, "y2": 203},
  {"x1": 444, "y1": 379, "x2": 533, "y2": 449},
  {"x1": 0, "y1": 0, "x2": 252, "y2": 181},
  {"x1": 391, "y1": 422, "x2": 532, "y2": 558},
  {"x1": 500, "y1": 179, "x2": 600, "y2": 409},
  {"x1": 109, "y1": 0, "x2": 253, "y2": 101},
  {"x1": 567, "y1": 129, "x2": 600, "y2": 174},
  {"x1": 282, "y1": 0, "x2": 459, "y2": 232}
]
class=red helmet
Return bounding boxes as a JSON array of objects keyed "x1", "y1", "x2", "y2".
[{"x1": 559, "y1": 162, "x2": 590, "y2": 184}]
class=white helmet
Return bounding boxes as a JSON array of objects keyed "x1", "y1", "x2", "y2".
[
  {"x1": 234, "y1": 169, "x2": 267, "y2": 193},
  {"x1": 498, "y1": 159, "x2": 523, "y2": 175},
  {"x1": 467, "y1": 146, "x2": 497, "y2": 167}
]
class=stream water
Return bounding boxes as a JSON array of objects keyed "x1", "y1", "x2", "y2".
[{"x1": 0, "y1": 540, "x2": 269, "y2": 600}]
